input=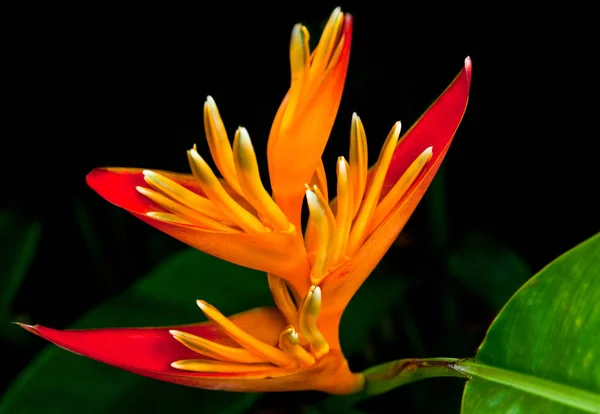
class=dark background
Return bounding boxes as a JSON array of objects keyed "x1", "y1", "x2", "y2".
[{"x1": 2, "y1": 1, "x2": 596, "y2": 413}]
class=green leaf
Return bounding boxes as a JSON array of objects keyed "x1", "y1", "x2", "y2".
[
  {"x1": 0, "y1": 248, "x2": 269, "y2": 414},
  {"x1": 457, "y1": 233, "x2": 600, "y2": 413},
  {"x1": 447, "y1": 232, "x2": 530, "y2": 310}
]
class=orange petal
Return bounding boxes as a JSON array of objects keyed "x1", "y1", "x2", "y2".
[
  {"x1": 322, "y1": 57, "x2": 472, "y2": 313},
  {"x1": 87, "y1": 167, "x2": 309, "y2": 282},
  {"x1": 268, "y1": 13, "x2": 353, "y2": 226}
]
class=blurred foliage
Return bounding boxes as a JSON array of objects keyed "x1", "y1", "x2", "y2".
[
  {"x1": 0, "y1": 212, "x2": 41, "y2": 345},
  {"x1": 0, "y1": 247, "x2": 409, "y2": 413},
  {"x1": 0, "y1": 249, "x2": 267, "y2": 414},
  {"x1": 341, "y1": 234, "x2": 600, "y2": 412},
  {"x1": 447, "y1": 231, "x2": 531, "y2": 311}
]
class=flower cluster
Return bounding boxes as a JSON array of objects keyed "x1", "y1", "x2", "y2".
[{"x1": 20, "y1": 8, "x2": 471, "y2": 394}]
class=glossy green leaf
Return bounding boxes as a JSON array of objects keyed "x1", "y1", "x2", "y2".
[
  {"x1": 0, "y1": 248, "x2": 268, "y2": 414},
  {"x1": 448, "y1": 232, "x2": 530, "y2": 310},
  {"x1": 458, "y1": 233, "x2": 600, "y2": 413}
]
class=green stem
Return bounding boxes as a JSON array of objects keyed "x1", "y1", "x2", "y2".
[
  {"x1": 363, "y1": 357, "x2": 463, "y2": 395},
  {"x1": 453, "y1": 359, "x2": 600, "y2": 413}
]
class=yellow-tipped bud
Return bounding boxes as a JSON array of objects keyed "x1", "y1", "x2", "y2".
[
  {"x1": 169, "y1": 329, "x2": 265, "y2": 364},
  {"x1": 369, "y1": 146, "x2": 433, "y2": 233},
  {"x1": 203, "y1": 96, "x2": 241, "y2": 194},
  {"x1": 141, "y1": 169, "x2": 225, "y2": 221},
  {"x1": 278, "y1": 326, "x2": 316, "y2": 367},
  {"x1": 196, "y1": 300, "x2": 296, "y2": 368},
  {"x1": 306, "y1": 186, "x2": 334, "y2": 284},
  {"x1": 329, "y1": 157, "x2": 353, "y2": 265},
  {"x1": 347, "y1": 121, "x2": 402, "y2": 255},
  {"x1": 233, "y1": 127, "x2": 291, "y2": 231},
  {"x1": 284, "y1": 23, "x2": 311, "y2": 127},
  {"x1": 136, "y1": 185, "x2": 235, "y2": 232},
  {"x1": 188, "y1": 148, "x2": 266, "y2": 233},
  {"x1": 171, "y1": 359, "x2": 276, "y2": 374},
  {"x1": 349, "y1": 113, "x2": 368, "y2": 217},
  {"x1": 298, "y1": 286, "x2": 330, "y2": 359},
  {"x1": 309, "y1": 7, "x2": 344, "y2": 81}
]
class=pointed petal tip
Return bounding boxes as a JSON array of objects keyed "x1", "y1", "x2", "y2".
[
  {"x1": 237, "y1": 125, "x2": 249, "y2": 137},
  {"x1": 464, "y1": 56, "x2": 472, "y2": 84},
  {"x1": 85, "y1": 167, "x2": 106, "y2": 190},
  {"x1": 85, "y1": 167, "x2": 164, "y2": 215},
  {"x1": 394, "y1": 120, "x2": 402, "y2": 135},
  {"x1": 15, "y1": 322, "x2": 41, "y2": 336},
  {"x1": 342, "y1": 14, "x2": 353, "y2": 44},
  {"x1": 344, "y1": 12, "x2": 353, "y2": 27}
]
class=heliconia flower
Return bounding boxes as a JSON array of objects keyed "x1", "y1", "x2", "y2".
[{"x1": 19, "y1": 8, "x2": 472, "y2": 395}]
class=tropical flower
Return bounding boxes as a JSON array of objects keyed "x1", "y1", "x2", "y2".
[{"x1": 19, "y1": 8, "x2": 472, "y2": 394}]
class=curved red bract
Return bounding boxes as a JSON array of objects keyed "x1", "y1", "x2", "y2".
[
  {"x1": 382, "y1": 56, "x2": 472, "y2": 197},
  {"x1": 321, "y1": 57, "x2": 473, "y2": 315},
  {"x1": 86, "y1": 167, "x2": 207, "y2": 215},
  {"x1": 19, "y1": 307, "x2": 285, "y2": 379}
]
